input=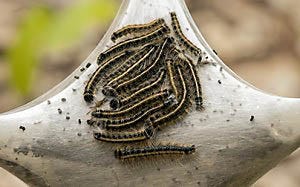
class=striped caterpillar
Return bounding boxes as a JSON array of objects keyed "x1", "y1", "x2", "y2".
[
  {"x1": 110, "y1": 68, "x2": 166, "y2": 110},
  {"x1": 93, "y1": 123, "x2": 155, "y2": 142},
  {"x1": 84, "y1": 51, "x2": 133, "y2": 102},
  {"x1": 115, "y1": 144, "x2": 195, "y2": 159},
  {"x1": 170, "y1": 12, "x2": 202, "y2": 61},
  {"x1": 111, "y1": 18, "x2": 166, "y2": 42}
]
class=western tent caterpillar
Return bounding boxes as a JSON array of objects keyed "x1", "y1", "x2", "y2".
[
  {"x1": 113, "y1": 68, "x2": 166, "y2": 103},
  {"x1": 98, "y1": 26, "x2": 170, "y2": 65},
  {"x1": 94, "y1": 123, "x2": 155, "y2": 142},
  {"x1": 170, "y1": 12, "x2": 201, "y2": 58},
  {"x1": 101, "y1": 44, "x2": 155, "y2": 88},
  {"x1": 84, "y1": 51, "x2": 134, "y2": 103},
  {"x1": 114, "y1": 37, "x2": 174, "y2": 93},
  {"x1": 111, "y1": 18, "x2": 166, "y2": 42},
  {"x1": 96, "y1": 96, "x2": 175, "y2": 129},
  {"x1": 91, "y1": 104, "x2": 157, "y2": 127},
  {"x1": 178, "y1": 54, "x2": 203, "y2": 110},
  {"x1": 105, "y1": 46, "x2": 157, "y2": 88},
  {"x1": 111, "y1": 68, "x2": 166, "y2": 109},
  {"x1": 92, "y1": 89, "x2": 171, "y2": 119},
  {"x1": 115, "y1": 144, "x2": 195, "y2": 159},
  {"x1": 166, "y1": 59, "x2": 179, "y2": 99},
  {"x1": 152, "y1": 64, "x2": 190, "y2": 127}
]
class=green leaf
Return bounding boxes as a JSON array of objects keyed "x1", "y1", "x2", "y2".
[
  {"x1": 7, "y1": 0, "x2": 117, "y2": 95},
  {"x1": 7, "y1": 6, "x2": 52, "y2": 95}
]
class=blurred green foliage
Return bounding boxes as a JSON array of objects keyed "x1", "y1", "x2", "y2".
[{"x1": 7, "y1": 0, "x2": 117, "y2": 95}]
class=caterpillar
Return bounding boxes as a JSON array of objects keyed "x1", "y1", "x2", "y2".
[
  {"x1": 94, "y1": 95, "x2": 175, "y2": 129},
  {"x1": 114, "y1": 37, "x2": 174, "y2": 93},
  {"x1": 93, "y1": 123, "x2": 155, "y2": 142},
  {"x1": 83, "y1": 51, "x2": 134, "y2": 103},
  {"x1": 101, "y1": 44, "x2": 156, "y2": 89},
  {"x1": 105, "y1": 46, "x2": 157, "y2": 89},
  {"x1": 170, "y1": 12, "x2": 201, "y2": 58},
  {"x1": 179, "y1": 55, "x2": 203, "y2": 110},
  {"x1": 110, "y1": 68, "x2": 166, "y2": 109},
  {"x1": 111, "y1": 18, "x2": 166, "y2": 42},
  {"x1": 115, "y1": 144, "x2": 195, "y2": 159},
  {"x1": 152, "y1": 64, "x2": 190, "y2": 127},
  {"x1": 166, "y1": 59, "x2": 179, "y2": 99},
  {"x1": 92, "y1": 89, "x2": 171, "y2": 119},
  {"x1": 98, "y1": 25, "x2": 170, "y2": 65}
]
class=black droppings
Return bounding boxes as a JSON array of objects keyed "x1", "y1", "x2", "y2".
[
  {"x1": 77, "y1": 133, "x2": 82, "y2": 136},
  {"x1": 66, "y1": 116, "x2": 70, "y2": 120},
  {"x1": 78, "y1": 119, "x2": 82, "y2": 124},
  {"x1": 61, "y1": 98, "x2": 66, "y2": 102},
  {"x1": 218, "y1": 80, "x2": 222, "y2": 84},
  {"x1": 250, "y1": 115, "x2": 255, "y2": 121},
  {"x1": 86, "y1": 63, "x2": 91, "y2": 68},
  {"x1": 219, "y1": 67, "x2": 223, "y2": 72},
  {"x1": 74, "y1": 76, "x2": 79, "y2": 79},
  {"x1": 72, "y1": 88, "x2": 77, "y2": 92},
  {"x1": 213, "y1": 49, "x2": 218, "y2": 55},
  {"x1": 58, "y1": 108, "x2": 62, "y2": 114},
  {"x1": 80, "y1": 67, "x2": 85, "y2": 72},
  {"x1": 19, "y1": 126, "x2": 26, "y2": 131},
  {"x1": 47, "y1": 100, "x2": 51, "y2": 105}
]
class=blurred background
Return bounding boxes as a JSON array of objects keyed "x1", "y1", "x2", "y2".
[{"x1": 0, "y1": 0, "x2": 299, "y2": 186}]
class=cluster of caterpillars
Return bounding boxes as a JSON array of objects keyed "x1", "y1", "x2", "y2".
[{"x1": 84, "y1": 12, "x2": 203, "y2": 159}]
